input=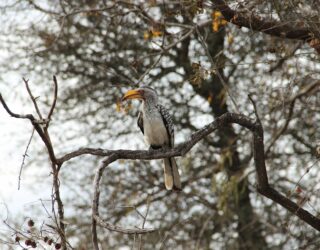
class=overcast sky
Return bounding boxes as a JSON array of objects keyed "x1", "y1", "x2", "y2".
[{"x1": 0, "y1": 75, "x2": 54, "y2": 247}]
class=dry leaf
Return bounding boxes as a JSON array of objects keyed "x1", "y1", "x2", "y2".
[{"x1": 212, "y1": 11, "x2": 227, "y2": 32}]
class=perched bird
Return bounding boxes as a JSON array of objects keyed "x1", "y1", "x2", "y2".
[{"x1": 122, "y1": 87, "x2": 181, "y2": 191}]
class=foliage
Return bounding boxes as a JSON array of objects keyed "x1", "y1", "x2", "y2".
[{"x1": 0, "y1": 0, "x2": 320, "y2": 249}]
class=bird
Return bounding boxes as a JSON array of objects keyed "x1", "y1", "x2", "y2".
[{"x1": 121, "y1": 87, "x2": 181, "y2": 191}]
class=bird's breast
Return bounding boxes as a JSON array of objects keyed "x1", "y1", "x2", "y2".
[{"x1": 143, "y1": 114, "x2": 169, "y2": 147}]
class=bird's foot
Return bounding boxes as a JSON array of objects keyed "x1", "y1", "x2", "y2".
[{"x1": 149, "y1": 145, "x2": 162, "y2": 151}]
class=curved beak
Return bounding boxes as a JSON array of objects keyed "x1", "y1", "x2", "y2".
[{"x1": 121, "y1": 89, "x2": 143, "y2": 101}]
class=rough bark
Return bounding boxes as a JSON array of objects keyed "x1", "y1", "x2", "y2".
[{"x1": 178, "y1": 26, "x2": 267, "y2": 249}]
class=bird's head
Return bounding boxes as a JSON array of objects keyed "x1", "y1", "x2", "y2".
[{"x1": 121, "y1": 86, "x2": 158, "y2": 103}]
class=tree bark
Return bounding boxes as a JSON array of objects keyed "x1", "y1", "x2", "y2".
[{"x1": 178, "y1": 26, "x2": 267, "y2": 249}]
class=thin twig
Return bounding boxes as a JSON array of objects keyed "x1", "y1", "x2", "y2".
[
  {"x1": 46, "y1": 76, "x2": 58, "y2": 127},
  {"x1": 266, "y1": 99, "x2": 295, "y2": 154},
  {"x1": 0, "y1": 94, "x2": 33, "y2": 120},
  {"x1": 248, "y1": 94, "x2": 261, "y2": 123},
  {"x1": 290, "y1": 159, "x2": 319, "y2": 199},
  {"x1": 138, "y1": 196, "x2": 151, "y2": 250},
  {"x1": 136, "y1": 54, "x2": 163, "y2": 85},
  {"x1": 162, "y1": 27, "x2": 195, "y2": 52},
  {"x1": 18, "y1": 128, "x2": 35, "y2": 190},
  {"x1": 195, "y1": 213, "x2": 215, "y2": 250},
  {"x1": 195, "y1": 27, "x2": 239, "y2": 113},
  {"x1": 23, "y1": 78, "x2": 43, "y2": 120}
]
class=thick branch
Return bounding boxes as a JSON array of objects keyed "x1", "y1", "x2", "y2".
[
  {"x1": 91, "y1": 112, "x2": 320, "y2": 250},
  {"x1": 59, "y1": 113, "x2": 255, "y2": 164},
  {"x1": 212, "y1": 0, "x2": 320, "y2": 41}
]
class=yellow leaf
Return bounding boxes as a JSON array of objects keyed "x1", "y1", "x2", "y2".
[
  {"x1": 144, "y1": 29, "x2": 163, "y2": 40},
  {"x1": 212, "y1": 10, "x2": 227, "y2": 32},
  {"x1": 124, "y1": 102, "x2": 132, "y2": 113},
  {"x1": 213, "y1": 11, "x2": 222, "y2": 18},
  {"x1": 143, "y1": 31, "x2": 150, "y2": 40},
  {"x1": 116, "y1": 100, "x2": 122, "y2": 112},
  {"x1": 213, "y1": 22, "x2": 219, "y2": 32},
  {"x1": 220, "y1": 19, "x2": 227, "y2": 25},
  {"x1": 227, "y1": 34, "x2": 234, "y2": 45},
  {"x1": 151, "y1": 30, "x2": 162, "y2": 38}
]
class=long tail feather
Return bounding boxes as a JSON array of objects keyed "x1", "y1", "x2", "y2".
[{"x1": 163, "y1": 158, "x2": 181, "y2": 191}]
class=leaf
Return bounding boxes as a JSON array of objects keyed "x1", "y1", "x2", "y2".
[
  {"x1": 212, "y1": 11, "x2": 228, "y2": 32},
  {"x1": 124, "y1": 102, "x2": 132, "y2": 114},
  {"x1": 207, "y1": 95, "x2": 213, "y2": 104},
  {"x1": 213, "y1": 22, "x2": 219, "y2": 32},
  {"x1": 151, "y1": 30, "x2": 163, "y2": 38},
  {"x1": 143, "y1": 31, "x2": 151, "y2": 40},
  {"x1": 116, "y1": 100, "x2": 122, "y2": 112},
  {"x1": 143, "y1": 29, "x2": 163, "y2": 40},
  {"x1": 227, "y1": 34, "x2": 234, "y2": 45}
]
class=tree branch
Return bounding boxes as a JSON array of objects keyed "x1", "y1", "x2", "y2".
[
  {"x1": 91, "y1": 112, "x2": 320, "y2": 250},
  {"x1": 0, "y1": 94, "x2": 34, "y2": 120},
  {"x1": 23, "y1": 77, "x2": 43, "y2": 120},
  {"x1": 0, "y1": 77, "x2": 67, "y2": 250},
  {"x1": 211, "y1": 0, "x2": 320, "y2": 42},
  {"x1": 18, "y1": 128, "x2": 35, "y2": 190},
  {"x1": 46, "y1": 75, "x2": 58, "y2": 127}
]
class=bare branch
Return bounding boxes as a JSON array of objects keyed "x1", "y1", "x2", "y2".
[
  {"x1": 248, "y1": 94, "x2": 261, "y2": 123},
  {"x1": 93, "y1": 215, "x2": 155, "y2": 235},
  {"x1": 46, "y1": 75, "x2": 58, "y2": 128},
  {"x1": 196, "y1": 26, "x2": 239, "y2": 113},
  {"x1": 90, "y1": 112, "x2": 320, "y2": 250},
  {"x1": 23, "y1": 77, "x2": 43, "y2": 120},
  {"x1": 138, "y1": 197, "x2": 151, "y2": 250},
  {"x1": 266, "y1": 99, "x2": 295, "y2": 154},
  {"x1": 18, "y1": 128, "x2": 35, "y2": 190},
  {"x1": 0, "y1": 94, "x2": 34, "y2": 120},
  {"x1": 211, "y1": 0, "x2": 320, "y2": 42},
  {"x1": 0, "y1": 78, "x2": 68, "y2": 249}
]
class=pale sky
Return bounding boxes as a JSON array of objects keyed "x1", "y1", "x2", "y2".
[{"x1": 0, "y1": 76, "x2": 54, "y2": 246}]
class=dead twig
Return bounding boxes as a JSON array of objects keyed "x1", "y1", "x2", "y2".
[
  {"x1": 18, "y1": 128, "x2": 35, "y2": 190},
  {"x1": 23, "y1": 77, "x2": 43, "y2": 120},
  {"x1": 46, "y1": 75, "x2": 58, "y2": 128},
  {"x1": 0, "y1": 76, "x2": 68, "y2": 250}
]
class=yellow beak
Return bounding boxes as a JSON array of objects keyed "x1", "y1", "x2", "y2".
[{"x1": 121, "y1": 89, "x2": 143, "y2": 101}]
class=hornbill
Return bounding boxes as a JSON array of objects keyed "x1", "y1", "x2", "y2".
[{"x1": 122, "y1": 87, "x2": 181, "y2": 191}]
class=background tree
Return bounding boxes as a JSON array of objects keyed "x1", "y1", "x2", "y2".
[{"x1": 0, "y1": 0, "x2": 320, "y2": 249}]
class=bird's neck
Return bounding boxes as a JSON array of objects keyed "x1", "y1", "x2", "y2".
[{"x1": 142, "y1": 99, "x2": 157, "y2": 112}]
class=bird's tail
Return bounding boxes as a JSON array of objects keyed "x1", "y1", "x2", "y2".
[{"x1": 163, "y1": 158, "x2": 181, "y2": 191}]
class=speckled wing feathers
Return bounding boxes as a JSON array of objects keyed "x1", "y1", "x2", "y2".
[{"x1": 156, "y1": 104, "x2": 174, "y2": 147}]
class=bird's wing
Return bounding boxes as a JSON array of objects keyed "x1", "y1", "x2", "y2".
[
  {"x1": 137, "y1": 111, "x2": 144, "y2": 134},
  {"x1": 157, "y1": 104, "x2": 174, "y2": 147}
]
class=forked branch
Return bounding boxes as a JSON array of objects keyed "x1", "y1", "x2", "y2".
[
  {"x1": 0, "y1": 76, "x2": 68, "y2": 250},
  {"x1": 91, "y1": 111, "x2": 320, "y2": 250}
]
